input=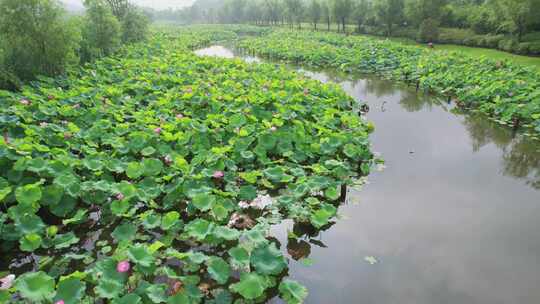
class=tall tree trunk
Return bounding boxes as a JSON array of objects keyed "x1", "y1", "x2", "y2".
[
  {"x1": 327, "y1": 17, "x2": 330, "y2": 31},
  {"x1": 342, "y1": 18, "x2": 345, "y2": 34}
]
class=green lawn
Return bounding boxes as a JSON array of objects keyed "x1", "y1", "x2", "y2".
[{"x1": 427, "y1": 44, "x2": 540, "y2": 70}]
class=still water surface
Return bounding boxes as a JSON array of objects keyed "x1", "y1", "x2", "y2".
[{"x1": 196, "y1": 45, "x2": 540, "y2": 304}]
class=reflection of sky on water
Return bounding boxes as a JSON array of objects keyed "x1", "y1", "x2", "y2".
[{"x1": 196, "y1": 46, "x2": 540, "y2": 304}]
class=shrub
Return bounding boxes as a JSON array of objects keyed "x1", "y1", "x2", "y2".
[
  {"x1": 80, "y1": 0, "x2": 121, "y2": 62},
  {"x1": 498, "y1": 38, "x2": 519, "y2": 52},
  {"x1": 418, "y1": 18, "x2": 440, "y2": 43},
  {"x1": 0, "y1": 0, "x2": 80, "y2": 88},
  {"x1": 121, "y1": 7, "x2": 150, "y2": 43}
]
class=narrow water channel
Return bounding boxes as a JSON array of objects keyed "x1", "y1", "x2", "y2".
[{"x1": 195, "y1": 45, "x2": 540, "y2": 304}]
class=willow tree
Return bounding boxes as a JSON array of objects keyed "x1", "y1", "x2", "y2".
[{"x1": 333, "y1": 0, "x2": 353, "y2": 32}]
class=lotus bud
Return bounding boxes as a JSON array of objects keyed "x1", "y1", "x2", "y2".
[
  {"x1": 213, "y1": 171, "x2": 224, "y2": 179},
  {"x1": 116, "y1": 260, "x2": 130, "y2": 273},
  {"x1": 0, "y1": 274, "x2": 15, "y2": 290},
  {"x1": 55, "y1": 300, "x2": 65, "y2": 304},
  {"x1": 154, "y1": 127, "x2": 162, "y2": 134},
  {"x1": 19, "y1": 99, "x2": 30, "y2": 105},
  {"x1": 116, "y1": 193, "x2": 125, "y2": 200}
]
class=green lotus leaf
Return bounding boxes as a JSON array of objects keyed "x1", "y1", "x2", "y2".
[
  {"x1": 15, "y1": 183, "x2": 42, "y2": 206},
  {"x1": 127, "y1": 244, "x2": 155, "y2": 267},
  {"x1": 214, "y1": 226, "x2": 240, "y2": 241},
  {"x1": 230, "y1": 273, "x2": 269, "y2": 300},
  {"x1": 228, "y1": 246, "x2": 250, "y2": 269},
  {"x1": 161, "y1": 211, "x2": 180, "y2": 230},
  {"x1": 324, "y1": 186, "x2": 341, "y2": 201},
  {"x1": 145, "y1": 283, "x2": 168, "y2": 303},
  {"x1": 166, "y1": 293, "x2": 190, "y2": 304},
  {"x1": 112, "y1": 222, "x2": 137, "y2": 242},
  {"x1": 141, "y1": 146, "x2": 156, "y2": 156},
  {"x1": 206, "y1": 257, "x2": 231, "y2": 284},
  {"x1": 83, "y1": 157, "x2": 103, "y2": 171},
  {"x1": 310, "y1": 203, "x2": 337, "y2": 228},
  {"x1": 113, "y1": 293, "x2": 142, "y2": 304},
  {"x1": 192, "y1": 193, "x2": 216, "y2": 211},
  {"x1": 41, "y1": 184, "x2": 64, "y2": 206},
  {"x1": 95, "y1": 279, "x2": 123, "y2": 299},
  {"x1": 250, "y1": 243, "x2": 287, "y2": 275},
  {"x1": 278, "y1": 279, "x2": 308, "y2": 304},
  {"x1": 185, "y1": 219, "x2": 214, "y2": 241},
  {"x1": 229, "y1": 113, "x2": 247, "y2": 128},
  {"x1": 54, "y1": 232, "x2": 80, "y2": 249},
  {"x1": 15, "y1": 271, "x2": 55, "y2": 302},
  {"x1": 142, "y1": 158, "x2": 163, "y2": 176},
  {"x1": 116, "y1": 181, "x2": 138, "y2": 199},
  {"x1": 27, "y1": 158, "x2": 48, "y2": 173},
  {"x1": 126, "y1": 162, "x2": 144, "y2": 179},
  {"x1": 111, "y1": 199, "x2": 131, "y2": 216},
  {"x1": 0, "y1": 185, "x2": 12, "y2": 202},
  {"x1": 238, "y1": 185, "x2": 257, "y2": 201},
  {"x1": 263, "y1": 167, "x2": 285, "y2": 182},
  {"x1": 54, "y1": 174, "x2": 78, "y2": 188},
  {"x1": 53, "y1": 278, "x2": 86, "y2": 304},
  {"x1": 16, "y1": 213, "x2": 46, "y2": 234},
  {"x1": 20, "y1": 233, "x2": 42, "y2": 252}
]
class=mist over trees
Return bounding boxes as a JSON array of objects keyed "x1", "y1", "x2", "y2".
[
  {"x1": 0, "y1": 0, "x2": 149, "y2": 89},
  {"x1": 151, "y1": 0, "x2": 540, "y2": 54}
]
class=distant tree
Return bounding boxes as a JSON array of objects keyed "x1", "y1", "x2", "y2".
[
  {"x1": 353, "y1": 0, "x2": 371, "y2": 32},
  {"x1": 404, "y1": 0, "x2": 446, "y2": 27},
  {"x1": 375, "y1": 0, "x2": 404, "y2": 36},
  {"x1": 494, "y1": 0, "x2": 539, "y2": 41},
  {"x1": 104, "y1": 0, "x2": 129, "y2": 18},
  {"x1": 81, "y1": 0, "x2": 121, "y2": 62},
  {"x1": 121, "y1": 5, "x2": 149, "y2": 43},
  {"x1": 321, "y1": 0, "x2": 332, "y2": 30},
  {"x1": 333, "y1": 0, "x2": 354, "y2": 32},
  {"x1": 0, "y1": 0, "x2": 80, "y2": 88},
  {"x1": 308, "y1": 0, "x2": 322, "y2": 29},
  {"x1": 263, "y1": 0, "x2": 282, "y2": 24},
  {"x1": 284, "y1": 0, "x2": 305, "y2": 29}
]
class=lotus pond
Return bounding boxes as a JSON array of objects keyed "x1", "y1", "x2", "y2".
[
  {"x1": 0, "y1": 28, "x2": 377, "y2": 303},
  {"x1": 1, "y1": 25, "x2": 540, "y2": 304},
  {"x1": 194, "y1": 38, "x2": 540, "y2": 303}
]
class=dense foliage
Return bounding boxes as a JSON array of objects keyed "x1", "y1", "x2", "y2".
[
  {"x1": 152, "y1": 0, "x2": 540, "y2": 55},
  {"x1": 0, "y1": 0, "x2": 149, "y2": 90},
  {"x1": 0, "y1": 27, "x2": 376, "y2": 303},
  {"x1": 237, "y1": 29, "x2": 540, "y2": 134}
]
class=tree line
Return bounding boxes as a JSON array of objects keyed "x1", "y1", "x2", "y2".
[
  {"x1": 0, "y1": 0, "x2": 150, "y2": 90},
  {"x1": 152, "y1": 0, "x2": 540, "y2": 55}
]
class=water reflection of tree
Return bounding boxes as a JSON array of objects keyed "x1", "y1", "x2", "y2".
[
  {"x1": 360, "y1": 77, "x2": 396, "y2": 99},
  {"x1": 398, "y1": 90, "x2": 443, "y2": 112},
  {"x1": 462, "y1": 114, "x2": 540, "y2": 190}
]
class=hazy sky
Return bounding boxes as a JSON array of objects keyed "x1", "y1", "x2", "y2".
[{"x1": 61, "y1": 0, "x2": 194, "y2": 10}]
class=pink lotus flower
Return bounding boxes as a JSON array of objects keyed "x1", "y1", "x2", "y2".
[
  {"x1": 116, "y1": 193, "x2": 125, "y2": 200},
  {"x1": 164, "y1": 155, "x2": 173, "y2": 165},
  {"x1": 0, "y1": 274, "x2": 15, "y2": 290},
  {"x1": 39, "y1": 122, "x2": 48, "y2": 128},
  {"x1": 19, "y1": 99, "x2": 30, "y2": 105},
  {"x1": 55, "y1": 300, "x2": 65, "y2": 304},
  {"x1": 303, "y1": 88, "x2": 309, "y2": 96},
  {"x1": 154, "y1": 127, "x2": 162, "y2": 134},
  {"x1": 213, "y1": 171, "x2": 224, "y2": 178},
  {"x1": 176, "y1": 113, "x2": 184, "y2": 119},
  {"x1": 117, "y1": 260, "x2": 130, "y2": 273},
  {"x1": 270, "y1": 126, "x2": 277, "y2": 132},
  {"x1": 73, "y1": 104, "x2": 80, "y2": 109}
]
